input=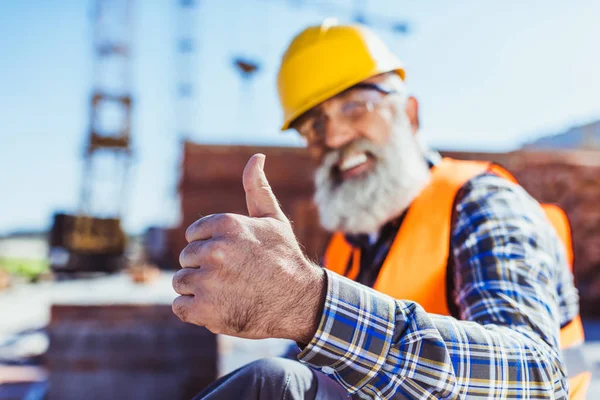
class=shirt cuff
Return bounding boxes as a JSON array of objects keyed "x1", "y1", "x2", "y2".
[{"x1": 298, "y1": 269, "x2": 397, "y2": 393}]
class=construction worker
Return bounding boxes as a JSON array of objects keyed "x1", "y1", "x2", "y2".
[{"x1": 173, "y1": 21, "x2": 590, "y2": 399}]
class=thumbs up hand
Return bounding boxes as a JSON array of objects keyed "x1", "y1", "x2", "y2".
[
  {"x1": 172, "y1": 154, "x2": 326, "y2": 343},
  {"x1": 243, "y1": 153, "x2": 287, "y2": 220}
]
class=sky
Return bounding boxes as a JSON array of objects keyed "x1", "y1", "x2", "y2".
[{"x1": 1, "y1": 0, "x2": 599, "y2": 235}]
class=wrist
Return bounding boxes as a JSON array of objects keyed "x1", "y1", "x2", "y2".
[{"x1": 294, "y1": 265, "x2": 327, "y2": 344}]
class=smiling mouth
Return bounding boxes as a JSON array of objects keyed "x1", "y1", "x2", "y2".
[{"x1": 332, "y1": 151, "x2": 374, "y2": 182}]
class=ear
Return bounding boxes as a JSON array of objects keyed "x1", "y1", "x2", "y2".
[{"x1": 405, "y1": 96, "x2": 420, "y2": 135}]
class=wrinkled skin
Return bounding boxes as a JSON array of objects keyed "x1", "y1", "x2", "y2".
[
  {"x1": 172, "y1": 73, "x2": 424, "y2": 343},
  {"x1": 172, "y1": 154, "x2": 326, "y2": 343}
]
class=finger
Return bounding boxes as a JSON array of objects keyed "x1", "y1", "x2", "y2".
[
  {"x1": 179, "y1": 240, "x2": 203, "y2": 269},
  {"x1": 172, "y1": 267, "x2": 199, "y2": 295},
  {"x1": 172, "y1": 295, "x2": 196, "y2": 324},
  {"x1": 179, "y1": 239, "x2": 226, "y2": 269},
  {"x1": 243, "y1": 154, "x2": 286, "y2": 221},
  {"x1": 185, "y1": 214, "x2": 220, "y2": 243}
]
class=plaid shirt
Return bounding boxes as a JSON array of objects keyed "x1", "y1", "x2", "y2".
[{"x1": 298, "y1": 172, "x2": 579, "y2": 399}]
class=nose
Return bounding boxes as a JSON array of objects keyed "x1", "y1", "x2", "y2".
[{"x1": 324, "y1": 119, "x2": 358, "y2": 149}]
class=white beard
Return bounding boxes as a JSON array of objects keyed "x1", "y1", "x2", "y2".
[{"x1": 313, "y1": 118, "x2": 431, "y2": 234}]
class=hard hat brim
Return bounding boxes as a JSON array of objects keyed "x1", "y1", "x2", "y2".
[{"x1": 281, "y1": 67, "x2": 405, "y2": 131}]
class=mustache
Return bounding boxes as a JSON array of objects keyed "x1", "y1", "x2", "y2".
[
  {"x1": 313, "y1": 128, "x2": 431, "y2": 234},
  {"x1": 321, "y1": 139, "x2": 384, "y2": 170}
]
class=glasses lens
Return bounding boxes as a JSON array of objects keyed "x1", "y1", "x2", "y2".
[{"x1": 340, "y1": 100, "x2": 369, "y2": 120}]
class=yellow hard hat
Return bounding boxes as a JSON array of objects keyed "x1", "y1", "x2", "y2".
[{"x1": 277, "y1": 20, "x2": 405, "y2": 130}]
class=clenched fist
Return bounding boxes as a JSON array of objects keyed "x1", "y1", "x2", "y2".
[{"x1": 172, "y1": 154, "x2": 326, "y2": 343}]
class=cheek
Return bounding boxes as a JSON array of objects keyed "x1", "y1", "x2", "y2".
[
  {"x1": 308, "y1": 144, "x2": 326, "y2": 166},
  {"x1": 360, "y1": 112, "x2": 394, "y2": 145}
]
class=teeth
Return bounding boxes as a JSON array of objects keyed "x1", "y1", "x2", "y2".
[{"x1": 339, "y1": 152, "x2": 368, "y2": 171}]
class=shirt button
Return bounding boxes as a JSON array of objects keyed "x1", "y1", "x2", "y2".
[{"x1": 321, "y1": 366, "x2": 335, "y2": 375}]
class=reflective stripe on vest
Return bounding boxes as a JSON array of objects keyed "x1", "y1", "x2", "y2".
[{"x1": 323, "y1": 157, "x2": 588, "y2": 398}]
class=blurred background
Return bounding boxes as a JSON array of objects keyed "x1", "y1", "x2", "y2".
[{"x1": 1, "y1": 0, "x2": 599, "y2": 398}]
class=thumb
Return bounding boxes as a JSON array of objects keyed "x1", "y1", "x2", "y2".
[{"x1": 243, "y1": 154, "x2": 286, "y2": 220}]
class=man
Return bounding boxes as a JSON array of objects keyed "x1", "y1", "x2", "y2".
[{"x1": 173, "y1": 22, "x2": 589, "y2": 399}]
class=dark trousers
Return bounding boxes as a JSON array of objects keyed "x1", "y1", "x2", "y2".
[{"x1": 193, "y1": 357, "x2": 349, "y2": 400}]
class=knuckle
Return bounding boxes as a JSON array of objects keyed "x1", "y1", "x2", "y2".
[
  {"x1": 221, "y1": 213, "x2": 243, "y2": 231},
  {"x1": 218, "y1": 214, "x2": 234, "y2": 229},
  {"x1": 172, "y1": 297, "x2": 189, "y2": 322},
  {"x1": 179, "y1": 243, "x2": 197, "y2": 267},
  {"x1": 185, "y1": 214, "x2": 215, "y2": 242},
  {"x1": 208, "y1": 240, "x2": 228, "y2": 262},
  {"x1": 172, "y1": 269, "x2": 191, "y2": 292},
  {"x1": 184, "y1": 222, "x2": 197, "y2": 243},
  {"x1": 171, "y1": 274, "x2": 181, "y2": 292},
  {"x1": 178, "y1": 246, "x2": 188, "y2": 267},
  {"x1": 209, "y1": 240, "x2": 227, "y2": 257}
]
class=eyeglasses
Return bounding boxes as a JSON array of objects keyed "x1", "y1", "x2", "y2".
[{"x1": 292, "y1": 83, "x2": 398, "y2": 144}]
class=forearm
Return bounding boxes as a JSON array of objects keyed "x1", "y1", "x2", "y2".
[
  {"x1": 298, "y1": 271, "x2": 568, "y2": 399},
  {"x1": 389, "y1": 303, "x2": 567, "y2": 399}
]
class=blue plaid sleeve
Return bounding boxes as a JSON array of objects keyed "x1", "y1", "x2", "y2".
[{"x1": 298, "y1": 174, "x2": 578, "y2": 399}]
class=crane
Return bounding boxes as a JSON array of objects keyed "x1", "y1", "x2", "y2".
[{"x1": 49, "y1": 0, "x2": 133, "y2": 276}]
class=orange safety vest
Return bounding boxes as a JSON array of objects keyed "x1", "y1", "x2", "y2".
[{"x1": 324, "y1": 158, "x2": 590, "y2": 399}]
